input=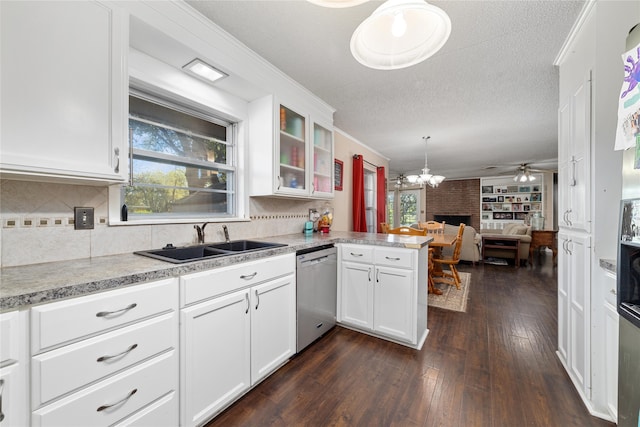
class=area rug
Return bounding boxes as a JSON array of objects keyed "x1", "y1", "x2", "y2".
[{"x1": 428, "y1": 271, "x2": 471, "y2": 313}]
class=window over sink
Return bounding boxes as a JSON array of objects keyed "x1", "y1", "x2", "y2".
[{"x1": 115, "y1": 91, "x2": 238, "y2": 222}]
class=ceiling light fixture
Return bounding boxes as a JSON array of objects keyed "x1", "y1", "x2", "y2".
[
  {"x1": 406, "y1": 136, "x2": 445, "y2": 188},
  {"x1": 513, "y1": 165, "x2": 536, "y2": 183},
  {"x1": 307, "y1": 0, "x2": 369, "y2": 8},
  {"x1": 350, "y1": 0, "x2": 451, "y2": 70},
  {"x1": 182, "y1": 58, "x2": 228, "y2": 84}
]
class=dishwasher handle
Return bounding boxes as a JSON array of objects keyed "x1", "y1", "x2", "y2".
[{"x1": 299, "y1": 255, "x2": 334, "y2": 267}]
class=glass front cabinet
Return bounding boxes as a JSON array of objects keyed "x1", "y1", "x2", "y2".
[{"x1": 249, "y1": 95, "x2": 334, "y2": 199}]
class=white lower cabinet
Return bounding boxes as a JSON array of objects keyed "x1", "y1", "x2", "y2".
[
  {"x1": 180, "y1": 254, "x2": 296, "y2": 427},
  {"x1": 338, "y1": 244, "x2": 427, "y2": 349},
  {"x1": 557, "y1": 231, "x2": 591, "y2": 400},
  {"x1": 603, "y1": 301, "x2": 618, "y2": 421},
  {"x1": 30, "y1": 278, "x2": 179, "y2": 427},
  {"x1": 0, "y1": 310, "x2": 29, "y2": 427}
]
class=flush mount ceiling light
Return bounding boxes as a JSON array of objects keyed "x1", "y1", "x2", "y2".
[
  {"x1": 350, "y1": 0, "x2": 451, "y2": 70},
  {"x1": 182, "y1": 58, "x2": 228, "y2": 84},
  {"x1": 307, "y1": 0, "x2": 369, "y2": 7},
  {"x1": 406, "y1": 136, "x2": 445, "y2": 188}
]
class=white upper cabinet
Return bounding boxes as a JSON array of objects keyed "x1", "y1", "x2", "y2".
[
  {"x1": 249, "y1": 95, "x2": 334, "y2": 199},
  {"x1": 558, "y1": 72, "x2": 591, "y2": 233},
  {"x1": 0, "y1": 0, "x2": 128, "y2": 183}
]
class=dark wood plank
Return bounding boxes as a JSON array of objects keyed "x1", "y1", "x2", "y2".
[{"x1": 205, "y1": 253, "x2": 614, "y2": 427}]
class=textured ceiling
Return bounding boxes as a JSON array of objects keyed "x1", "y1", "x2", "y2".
[{"x1": 186, "y1": 0, "x2": 585, "y2": 179}]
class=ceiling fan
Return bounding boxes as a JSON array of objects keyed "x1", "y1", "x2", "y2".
[{"x1": 483, "y1": 160, "x2": 558, "y2": 182}]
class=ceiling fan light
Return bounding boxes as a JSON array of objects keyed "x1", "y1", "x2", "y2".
[
  {"x1": 307, "y1": 0, "x2": 369, "y2": 7},
  {"x1": 350, "y1": 0, "x2": 451, "y2": 70},
  {"x1": 406, "y1": 174, "x2": 419, "y2": 183}
]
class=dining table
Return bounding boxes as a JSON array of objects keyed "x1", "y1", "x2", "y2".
[{"x1": 427, "y1": 233, "x2": 458, "y2": 295}]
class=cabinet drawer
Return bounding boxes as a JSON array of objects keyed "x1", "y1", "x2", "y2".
[
  {"x1": 0, "y1": 310, "x2": 20, "y2": 364},
  {"x1": 180, "y1": 254, "x2": 295, "y2": 306},
  {"x1": 31, "y1": 278, "x2": 178, "y2": 354},
  {"x1": 113, "y1": 391, "x2": 178, "y2": 427},
  {"x1": 32, "y1": 312, "x2": 177, "y2": 408},
  {"x1": 374, "y1": 247, "x2": 414, "y2": 269},
  {"x1": 32, "y1": 350, "x2": 177, "y2": 427},
  {"x1": 341, "y1": 245, "x2": 374, "y2": 263}
]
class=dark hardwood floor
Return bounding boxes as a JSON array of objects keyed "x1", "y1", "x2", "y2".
[{"x1": 206, "y1": 253, "x2": 615, "y2": 427}]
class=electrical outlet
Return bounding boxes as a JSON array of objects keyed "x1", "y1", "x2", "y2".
[{"x1": 74, "y1": 207, "x2": 94, "y2": 230}]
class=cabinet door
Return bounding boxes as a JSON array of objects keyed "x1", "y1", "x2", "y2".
[
  {"x1": 0, "y1": 1, "x2": 126, "y2": 182},
  {"x1": 180, "y1": 290, "x2": 250, "y2": 427},
  {"x1": 567, "y1": 233, "x2": 591, "y2": 397},
  {"x1": 311, "y1": 120, "x2": 334, "y2": 198},
  {"x1": 374, "y1": 266, "x2": 415, "y2": 343},
  {"x1": 557, "y1": 232, "x2": 570, "y2": 364},
  {"x1": 339, "y1": 261, "x2": 374, "y2": 330},
  {"x1": 277, "y1": 105, "x2": 308, "y2": 195},
  {"x1": 604, "y1": 301, "x2": 618, "y2": 421},
  {"x1": 0, "y1": 363, "x2": 27, "y2": 427},
  {"x1": 250, "y1": 275, "x2": 296, "y2": 385}
]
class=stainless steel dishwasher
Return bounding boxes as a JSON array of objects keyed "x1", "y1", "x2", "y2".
[{"x1": 296, "y1": 244, "x2": 337, "y2": 353}]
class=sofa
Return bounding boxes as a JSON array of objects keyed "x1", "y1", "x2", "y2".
[
  {"x1": 440, "y1": 224, "x2": 482, "y2": 264},
  {"x1": 479, "y1": 223, "x2": 532, "y2": 264}
]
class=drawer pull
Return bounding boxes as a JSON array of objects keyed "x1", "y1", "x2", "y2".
[
  {"x1": 96, "y1": 344, "x2": 138, "y2": 362},
  {"x1": 350, "y1": 252, "x2": 364, "y2": 257},
  {"x1": 0, "y1": 379, "x2": 5, "y2": 422},
  {"x1": 240, "y1": 272, "x2": 258, "y2": 280},
  {"x1": 96, "y1": 303, "x2": 137, "y2": 318},
  {"x1": 97, "y1": 388, "x2": 137, "y2": 412},
  {"x1": 385, "y1": 256, "x2": 401, "y2": 261}
]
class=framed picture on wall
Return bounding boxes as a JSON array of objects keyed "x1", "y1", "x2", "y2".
[{"x1": 334, "y1": 159, "x2": 343, "y2": 191}]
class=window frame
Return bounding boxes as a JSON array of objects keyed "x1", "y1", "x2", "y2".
[{"x1": 108, "y1": 82, "x2": 248, "y2": 226}]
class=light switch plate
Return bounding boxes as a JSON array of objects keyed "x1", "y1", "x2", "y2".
[{"x1": 74, "y1": 207, "x2": 94, "y2": 230}]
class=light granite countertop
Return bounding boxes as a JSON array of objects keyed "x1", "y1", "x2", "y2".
[
  {"x1": 599, "y1": 258, "x2": 616, "y2": 275},
  {"x1": 0, "y1": 231, "x2": 431, "y2": 311}
]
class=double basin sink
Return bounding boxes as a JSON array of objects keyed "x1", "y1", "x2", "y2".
[{"x1": 135, "y1": 240, "x2": 287, "y2": 264}]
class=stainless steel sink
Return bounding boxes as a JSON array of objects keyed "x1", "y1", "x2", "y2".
[{"x1": 134, "y1": 240, "x2": 287, "y2": 263}]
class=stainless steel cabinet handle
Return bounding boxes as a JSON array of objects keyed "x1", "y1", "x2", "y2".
[
  {"x1": 350, "y1": 252, "x2": 364, "y2": 257},
  {"x1": 566, "y1": 239, "x2": 573, "y2": 256},
  {"x1": 255, "y1": 289, "x2": 260, "y2": 310},
  {"x1": 569, "y1": 156, "x2": 577, "y2": 186},
  {"x1": 385, "y1": 256, "x2": 401, "y2": 261},
  {"x1": 245, "y1": 293, "x2": 250, "y2": 314},
  {"x1": 114, "y1": 147, "x2": 120, "y2": 173},
  {"x1": 368, "y1": 267, "x2": 371, "y2": 282},
  {"x1": 96, "y1": 303, "x2": 137, "y2": 318},
  {"x1": 97, "y1": 388, "x2": 137, "y2": 412},
  {"x1": 376, "y1": 269, "x2": 380, "y2": 283},
  {"x1": 240, "y1": 272, "x2": 258, "y2": 280},
  {"x1": 610, "y1": 289, "x2": 617, "y2": 295},
  {"x1": 0, "y1": 379, "x2": 5, "y2": 422},
  {"x1": 97, "y1": 344, "x2": 138, "y2": 362}
]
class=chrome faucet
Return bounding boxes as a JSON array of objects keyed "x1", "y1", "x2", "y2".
[
  {"x1": 194, "y1": 222, "x2": 212, "y2": 244},
  {"x1": 223, "y1": 225, "x2": 230, "y2": 243}
]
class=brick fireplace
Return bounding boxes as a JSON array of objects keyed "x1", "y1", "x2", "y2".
[{"x1": 425, "y1": 179, "x2": 480, "y2": 231}]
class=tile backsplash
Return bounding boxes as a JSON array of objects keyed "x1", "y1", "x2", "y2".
[{"x1": 0, "y1": 180, "x2": 329, "y2": 267}]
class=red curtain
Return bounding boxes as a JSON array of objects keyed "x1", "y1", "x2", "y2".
[
  {"x1": 352, "y1": 155, "x2": 367, "y2": 232},
  {"x1": 376, "y1": 166, "x2": 386, "y2": 233}
]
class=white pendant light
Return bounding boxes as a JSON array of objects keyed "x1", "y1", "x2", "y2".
[
  {"x1": 350, "y1": 0, "x2": 451, "y2": 70},
  {"x1": 308, "y1": 0, "x2": 369, "y2": 8}
]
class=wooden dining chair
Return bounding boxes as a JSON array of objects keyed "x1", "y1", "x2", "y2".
[
  {"x1": 380, "y1": 222, "x2": 390, "y2": 233},
  {"x1": 419, "y1": 221, "x2": 445, "y2": 234},
  {"x1": 386, "y1": 225, "x2": 428, "y2": 236},
  {"x1": 432, "y1": 223, "x2": 465, "y2": 289}
]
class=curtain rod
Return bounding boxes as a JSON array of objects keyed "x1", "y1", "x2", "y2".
[{"x1": 353, "y1": 154, "x2": 382, "y2": 169}]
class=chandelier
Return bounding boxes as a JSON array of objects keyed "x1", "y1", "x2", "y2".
[{"x1": 406, "y1": 136, "x2": 445, "y2": 188}]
